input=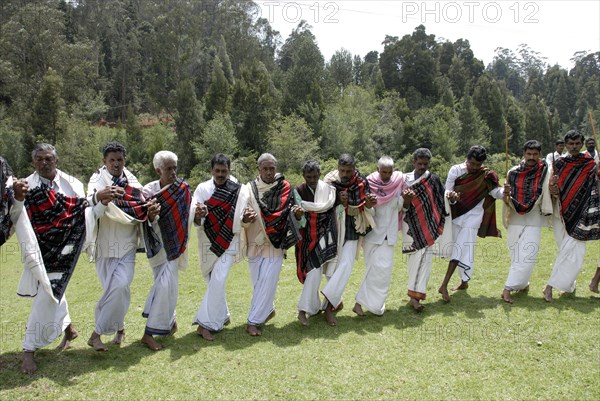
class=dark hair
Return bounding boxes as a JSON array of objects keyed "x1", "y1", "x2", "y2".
[
  {"x1": 338, "y1": 153, "x2": 355, "y2": 167},
  {"x1": 523, "y1": 140, "x2": 542, "y2": 152},
  {"x1": 555, "y1": 139, "x2": 565, "y2": 145},
  {"x1": 466, "y1": 145, "x2": 487, "y2": 162},
  {"x1": 586, "y1": 137, "x2": 596, "y2": 145},
  {"x1": 211, "y1": 153, "x2": 231, "y2": 169},
  {"x1": 413, "y1": 148, "x2": 432, "y2": 161},
  {"x1": 302, "y1": 160, "x2": 321, "y2": 174},
  {"x1": 102, "y1": 142, "x2": 127, "y2": 158},
  {"x1": 564, "y1": 130, "x2": 584, "y2": 143}
]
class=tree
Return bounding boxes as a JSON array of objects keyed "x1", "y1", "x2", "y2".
[
  {"x1": 31, "y1": 68, "x2": 64, "y2": 144},
  {"x1": 407, "y1": 104, "x2": 459, "y2": 161},
  {"x1": 473, "y1": 73, "x2": 506, "y2": 153},
  {"x1": 174, "y1": 79, "x2": 204, "y2": 175},
  {"x1": 327, "y1": 48, "x2": 353, "y2": 90},
  {"x1": 231, "y1": 60, "x2": 280, "y2": 153},
  {"x1": 192, "y1": 112, "x2": 239, "y2": 179},
  {"x1": 525, "y1": 95, "x2": 551, "y2": 151},
  {"x1": 457, "y1": 94, "x2": 491, "y2": 154},
  {"x1": 205, "y1": 56, "x2": 231, "y2": 121},
  {"x1": 267, "y1": 115, "x2": 320, "y2": 173}
]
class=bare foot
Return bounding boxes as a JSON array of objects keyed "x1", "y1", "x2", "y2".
[
  {"x1": 297, "y1": 311, "x2": 309, "y2": 326},
  {"x1": 141, "y1": 334, "x2": 163, "y2": 351},
  {"x1": 265, "y1": 310, "x2": 276, "y2": 323},
  {"x1": 21, "y1": 351, "x2": 36, "y2": 374},
  {"x1": 438, "y1": 286, "x2": 451, "y2": 303},
  {"x1": 590, "y1": 278, "x2": 600, "y2": 293},
  {"x1": 517, "y1": 285, "x2": 530, "y2": 293},
  {"x1": 56, "y1": 324, "x2": 78, "y2": 351},
  {"x1": 246, "y1": 324, "x2": 261, "y2": 336},
  {"x1": 168, "y1": 321, "x2": 178, "y2": 336},
  {"x1": 334, "y1": 301, "x2": 344, "y2": 312},
  {"x1": 452, "y1": 281, "x2": 469, "y2": 291},
  {"x1": 224, "y1": 318, "x2": 231, "y2": 326},
  {"x1": 87, "y1": 332, "x2": 108, "y2": 352},
  {"x1": 352, "y1": 302, "x2": 366, "y2": 316},
  {"x1": 409, "y1": 298, "x2": 425, "y2": 312},
  {"x1": 197, "y1": 326, "x2": 215, "y2": 341},
  {"x1": 501, "y1": 289, "x2": 513, "y2": 304},
  {"x1": 543, "y1": 285, "x2": 553, "y2": 302},
  {"x1": 324, "y1": 304, "x2": 337, "y2": 326},
  {"x1": 113, "y1": 329, "x2": 125, "y2": 345}
]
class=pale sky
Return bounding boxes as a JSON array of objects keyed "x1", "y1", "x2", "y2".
[{"x1": 256, "y1": 0, "x2": 600, "y2": 69}]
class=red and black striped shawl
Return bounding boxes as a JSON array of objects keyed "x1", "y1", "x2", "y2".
[{"x1": 507, "y1": 160, "x2": 548, "y2": 214}]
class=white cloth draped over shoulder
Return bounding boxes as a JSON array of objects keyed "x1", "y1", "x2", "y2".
[
  {"x1": 194, "y1": 177, "x2": 248, "y2": 279},
  {"x1": 17, "y1": 169, "x2": 86, "y2": 303},
  {"x1": 322, "y1": 170, "x2": 375, "y2": 276},
  {"x1": 84, "y1": 166, "x2": 143, "y2": 261},
  {"x1": 143, "y1": 180, "x2": 196, "y2": 272}
]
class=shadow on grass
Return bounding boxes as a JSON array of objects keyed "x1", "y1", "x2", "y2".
[{"x1": 0, "y1": 339, "x2": 149, "y2": 391}]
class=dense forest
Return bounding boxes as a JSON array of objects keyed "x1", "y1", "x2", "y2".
[{"x1": 1, "y1": 0, "x2": 598, "y2": 186}]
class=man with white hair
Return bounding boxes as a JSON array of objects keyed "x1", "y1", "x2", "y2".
[
  {"x1": 243, "y1": 153, "x2": 302, "y2": 336},
  {"x1": 192, "y1": 153, "x2": 250, "y2": 341},
  {"x1": 401, "y1": 148, "x2": 447, "y2": 311},
  {"x1": 21, "y1": 144, "x2": 87, "y2": 373},
  {"x1": 353, "y1": 156, "x2": 404, "y2": 316},
  {"x1": 140, "y1": 150, "x2": 192, "y2": 350},
  {"x1": 86, "y1": 142, "x2": 146, "y2": 351}
]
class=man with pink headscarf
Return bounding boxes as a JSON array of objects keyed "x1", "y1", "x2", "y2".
[{"x1": 353, "y1": 156, "x2": 406, "y2": 316}]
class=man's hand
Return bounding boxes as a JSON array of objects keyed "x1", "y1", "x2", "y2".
[
  {"x1": 194, "y1": 202, "x2": 208, "y2": 225},
  {"x1": 97, "y1": 185, "x2": 125, "y2": 205},
  {"x1": 364, "y1": 193, "x2": 377, "y2": 208},
  {"x1": 549, "y1": 175, "x2": 559, "y2": 196},
  {"x1": 446, "y1": 191, "x2": 460, "y2": 203},
  {"x1": 242, "y1": 207, "x2": 257, "y2": 224},
  {"x1": 503, "y1": 183, "x2": 511, "y2": 204},
  {"x1": 291, "y1": 205, "x2": 304, "y2": 220},
  {"x1": 147, "y1": 199, "x2": 161, "y2": 222},
  {"x1": 401, "y1": 188, "x2": 415, "y2": 206},
  {"x1": 13, "y1": 179, "x2": 29, "y2": 201},
  {"x1": 339, "y1": 190, "x2": 348, "y2": 207}
]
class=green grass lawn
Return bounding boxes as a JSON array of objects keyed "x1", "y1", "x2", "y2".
[{"x1": 0, "y1": 220, "x2": 598, "y2": 400}]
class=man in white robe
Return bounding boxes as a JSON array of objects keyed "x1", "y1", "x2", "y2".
[
  {"x1": 354, "y1": 156, "x2": 404, "y2": 316},
  {"x1": 243, "y1": 153, "x2": 302, "y2": 336},
  {"x1": 501, "y1": 140, "x2": 552, "y2": 303},
  {"x1": 140, "y1": 151, "x2": 192, "y2": 350},
  {"x1": 21, "y1": 144, "x2": 85, "y2": 373},
  {"x1": 86, "y1": 142, "x2": 144, "y2": 351},
  {"x1": 438, "y1": 145, "x2": 504, "y2": 302},
  {"x1": 544, "y1": 130, "x2": 599, "y2": 301},
  {"x1": 545, "y1": 139, "x2": 565, "y2": 166},
  {"x1": 401, "y1": 148, "x2": 447, "y2": 311},
  {"x1": 192, "y1": 153, "x2": 249, "y2": 341},
  {"x1": 293, "y1": 160, "x2": 337, "y2": 325},
  {"x1": 322, "y1": 153, "x2": 376, "y2": 325}
]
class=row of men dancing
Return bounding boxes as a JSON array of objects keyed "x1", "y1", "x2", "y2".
[{"x1": 0, "y1": 130, "x2": 598, "y2": 374}]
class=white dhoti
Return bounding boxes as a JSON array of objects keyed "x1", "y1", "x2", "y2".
[
  {"x1": 355, "y1": 242, "x2": 394, "y2": 315},
  {"x1": 322, "y1": 239, "x2": 358, "y2": 309},
  {"x1": 94, "y1": 251, "x2": 135, "y2": 335},
  {"x1": 297, "y1": 267, "x2": 323, "y2": 316},
  {"x1": 22, "y1": 290, "x2": 70, "y2": 351},
  {"x1": 247, "y1": 254, "x2": 284, "y2": 325},
  {"x1": 143, "y1": 259, "x2": 178, "y2": 335},
  {"x1": 407, "y1": 246, "x2": 434, "y2": 300},
  {"x1": 548, "y1": 229, "x2": 587, "y2": 293},
  {"x1": 449, "y1": 224, "x2": 478, "y2": 282},
  {"x1": 504, "y1": 225, "x2": 542, "y2": 291},
  {"x1": 194, "y1": 252, "x2": 236, "y2": 331}
]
